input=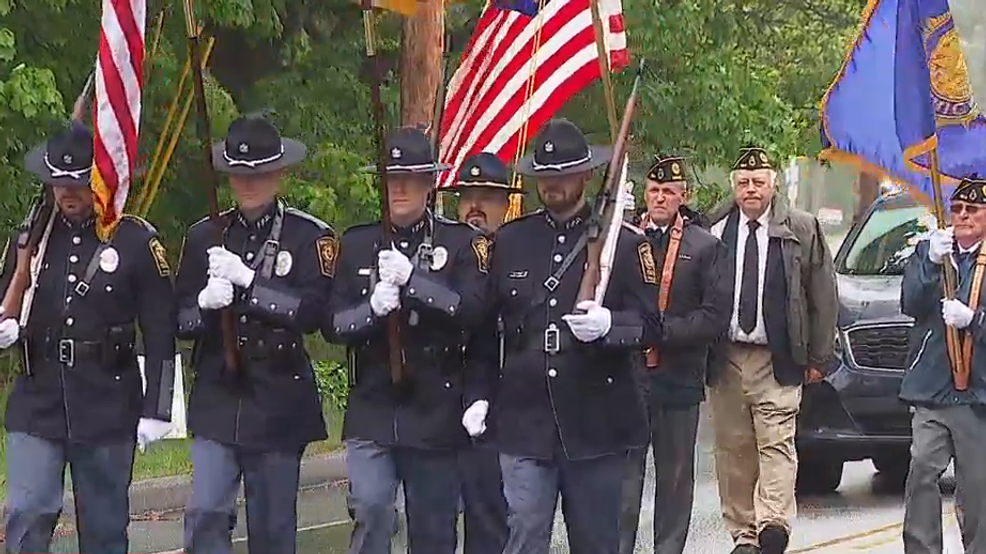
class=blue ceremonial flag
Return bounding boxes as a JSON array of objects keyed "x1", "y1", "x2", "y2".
[
  {"x1": 493, "y1": 0, "x2": 541, "y2": 16},
  {"x1": 820, "y1": 0, "x2": 986, "y2": 204}
]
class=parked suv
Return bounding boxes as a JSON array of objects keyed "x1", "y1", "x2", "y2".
[{"x1": 796, "y1": 191, "x2": 932, "y2": 494}]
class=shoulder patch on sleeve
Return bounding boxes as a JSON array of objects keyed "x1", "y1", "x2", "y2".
[
  {"x1": 316, "y1": 235, "x2": 339, "y2": 278},
  {"x1": 148, "y1": 237, "x2": 171, "y2": 277},
  {"x1": 637, "y1": 242, "x2": 658, "y2": 285},
  {"x1": 471, "y1": 235, "x2": 491, "y2": 274}
]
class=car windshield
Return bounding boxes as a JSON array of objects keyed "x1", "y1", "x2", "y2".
[{"x1": 837, "y1": 199, "x2": 932, "y2": 276}]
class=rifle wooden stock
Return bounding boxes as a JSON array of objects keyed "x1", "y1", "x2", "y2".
[
  {"x1": 1, "y1": 199, "x2": 53, "y2": 323},
  {"x1": 363, "y1": 7, "x2": 406, "y2": 386},
  {"x1": 575, "y1": 59, "x2": 646, "y2": 306},
  {"x1": 183, "y1": 0, "x2": 239, "y2": 374}
]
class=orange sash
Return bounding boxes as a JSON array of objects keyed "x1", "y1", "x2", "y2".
[
  {"x1": 640, "y1": 213, "x2": 684, "y2": 369},
  {"x1": 957, "y1": 249, "x2": 986, "y2": 386}
]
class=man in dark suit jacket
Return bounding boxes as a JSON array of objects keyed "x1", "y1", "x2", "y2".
[{"x1": 618, "y1": 154, "x2": 732, "y2": 554}]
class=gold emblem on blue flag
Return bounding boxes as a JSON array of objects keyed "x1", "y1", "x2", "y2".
[{"x1": 924, "y1": 13, "x2": 980, "y2": 126}]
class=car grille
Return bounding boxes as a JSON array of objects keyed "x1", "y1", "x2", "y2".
[{"x1": 846, "y1": 325, "x2": 912, "y2": 371}]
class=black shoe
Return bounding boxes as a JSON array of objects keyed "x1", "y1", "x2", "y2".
[
  {"x1": 759, "y1": 525, "x2": 789, "y2": 554},
  {"x1": 730, "y1": 546, "x2": 760, "y2": 554}
]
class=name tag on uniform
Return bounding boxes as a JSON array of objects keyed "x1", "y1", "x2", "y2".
[
  {"x1": 509, "y1": 270, "x2": 528, "y2": 279},
  {"x1": 358, "y1": 267, "x2": 372, "y2": 276}
]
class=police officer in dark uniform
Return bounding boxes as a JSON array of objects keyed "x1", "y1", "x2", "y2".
[
  {"x1": 325, "y1": 127, "x2": 488, "y2": 554},
  {"x1": 175, "y1": 115, "x2": 334, "y2": 554},
  {"x1": 619, "y1": 154, "x2": 732, "y2": 554},
  {"x1": 0, "y1": 122, "x2": 177, "y2": 554},
  {"x1": 445, "y1": 152, "x2": 521, "y2": 554},
  {"x1": 471, "y1": 118, "x2": 661, "y2": 554}
]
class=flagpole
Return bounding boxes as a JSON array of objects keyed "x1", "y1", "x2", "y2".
[
  {"x1": 929, "y1": 147, "x2": 968, "y2": 390},
  {"x1": 589, "y1": 0, "x2": 618, "y2": 141},
  {"x1": 182, "y1": 0, "x2": 240, "y2": 375}
]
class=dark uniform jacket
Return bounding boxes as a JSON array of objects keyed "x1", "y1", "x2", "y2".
[
  {"x1": 486, "y1": 206, "x2": 661, "y2": 461},
  {"x1": 900, "y1": 241, "x2": 986, "y2": 406},
  {"x1": 644, "y1": 212, "x2": 732, "y2": 408},
  {"x1": 325, "y1": 212, "x2": 488, "y2": 450},
  {"x1": 0, "y1": 213, "x2": 176, "y2": 443},
  {"x1": 176, "y1": 201, "x2": 333, "y2": 450}
]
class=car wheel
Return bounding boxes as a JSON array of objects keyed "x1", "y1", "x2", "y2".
[
  {"x1": 873, "y1": 453, "x2": 910, "y2": 487},
  {"x1": 796, "y1": 453, "x2": 844, "y2": 495}
]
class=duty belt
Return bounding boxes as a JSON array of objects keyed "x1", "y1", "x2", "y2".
[
  {"x1": 506, "y1": 324, "x2": 576, "y2": 355},
  {"x1": 27, "y1": 336, "x2": 106, "y2": 367}
]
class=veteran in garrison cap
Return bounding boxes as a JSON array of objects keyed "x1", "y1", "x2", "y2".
[
  {"x1": 619, "y1": 154, "x2": 732, "y2": 554},
  {"x1": 899, "y1": 174, "x2": 986, "y2": 554},
  {"x1": 476, "y1": 118, "x2": 659, "y2": 554},
  {"x1": 175, "y1": 114, "x2": 334, "y2": 554},
  {"x1": 325, "y1": 126, "x2": 489, "y2": 554},
  {"x1": 705, "y1": 146, "x2": 837, "y2": 554},
  {"x1": 0, "y1": 121, "x2": 177, "y2": 554}
]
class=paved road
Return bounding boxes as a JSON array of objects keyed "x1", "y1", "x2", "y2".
[{"x1": 43, "y1": 404, "x2": 962, "y2": 553}]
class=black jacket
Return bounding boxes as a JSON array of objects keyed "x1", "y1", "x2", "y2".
[
  {"x1": 325, "y1": 212, "x2": 488, "y2": 450},
  {"x1": 176, "y1": 202, "x2": 332, "y2": 450},
  {"x1": 643, "y1": 215, "x2": 732, "y2": 408},
  {"x1": 485, "y1": 206, "x2": 659, "y2": 460},
  {"x1": 2, "y1": 214, "x2": 176, "y2": 443}
]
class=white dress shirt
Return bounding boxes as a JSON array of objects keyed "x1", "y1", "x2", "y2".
[{"x1": 711, "y1": 207, "x2": 771, "y2": 344}]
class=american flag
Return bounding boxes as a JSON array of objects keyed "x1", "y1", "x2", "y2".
[
  {"x1": 437, "y1": 0, "x2": 628, "y2": 188},
  {"x1": 91, "y1": 0, "x2": 146, "y2": 241}
]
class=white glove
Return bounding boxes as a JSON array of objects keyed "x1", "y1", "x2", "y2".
[
  {"x1": 942, "y1": 298, "x2": 975, "y2": 329},
  {"x1": 197, "y1": 277, "x2": 234, "y2": 310},
  {"x1": 136, "y1": 418, "x2": 174, "y2": 453},
  {"x1": 562, "y1": 300, "x2": 613, "y2": 342},
  {"x1": 462, "y1": 400, "x2": 489, "y2": 437},
  {"x1": 0, "y1": 317, "x2": 20, "y2": 350},
  {"x1": 928, "y1": 227, "x2": 954, "y2": 265},
  {"x1": 207, "y1": 246, "x2": 256, "y2": 288},
  {"x1": 370, "y1": 281, "x2": 401, "y2": 317},
  {"x1": 378, "y1": 248, "x2": 413, "y2": 286}
]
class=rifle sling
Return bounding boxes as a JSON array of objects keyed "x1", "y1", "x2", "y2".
[{"x1": 643, "y1": 214, "x2": 684, "y2": 369}]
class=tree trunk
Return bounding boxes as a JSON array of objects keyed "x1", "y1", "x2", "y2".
[{"x1": 400, "y1": 1, "x2": 444, "y2": 129}]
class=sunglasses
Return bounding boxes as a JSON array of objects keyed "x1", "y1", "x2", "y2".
[{"x1": 950, "y1": 203, "x2": 982, "y2": 215}]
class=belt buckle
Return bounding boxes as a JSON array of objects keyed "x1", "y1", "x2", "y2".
[
  {"x1": 57, "y1": 339, "x2": 75, "y2": 367},
  {"x1": 544, "y1": 324, "x2": 560, "y2": 354}
]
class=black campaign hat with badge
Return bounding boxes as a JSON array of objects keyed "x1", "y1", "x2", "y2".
[
  {"x1": 360, "y1": 126, "x2": 451, "y2": 174},
  {"x1": 24, "y1": 122, "x2": 94, "y2": 187},
  {"x1": 446, "y1": 152, "x2": 524, "y2": 194},
  {"x1": 212, "y1": 115, "x2": 307, "y2": 175},
  {"x1": 951, "y1": 174, "x2": 986, "y2": 204},
  {"x1": 731, "y1": 145, "x2": 774, "y2": 171},
  {"x1": 647, "y1": 154, "x2": 689, "y2": 185},
  {"x1": 514, "y1": 118, "x2": 612, "y2": 176}
]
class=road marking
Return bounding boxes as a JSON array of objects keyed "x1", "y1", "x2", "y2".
[
  {"x1": 789, "y1": 509, "x2": 957, "y2": 553},
  {"x1": 152, "y1": 519, "x2": 351, "y2": 554}
]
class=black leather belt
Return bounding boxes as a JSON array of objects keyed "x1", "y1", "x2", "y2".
[
  {"x1": 28, "y1": 337, "x2": 105, "y2": 367},
  {"x1": 507, "y1": 324, "x2": 576, "y2": 355}
]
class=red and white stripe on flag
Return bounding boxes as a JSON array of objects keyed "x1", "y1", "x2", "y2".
[
  {"x1": 92, "y1": 0, "x2": 146, "y2": 241},
  {"x1": 437, "y1": 0, "x2": 628, "y2": 189}
]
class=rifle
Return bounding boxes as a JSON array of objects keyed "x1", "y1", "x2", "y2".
[
  {"x1": 182, "y1": 0, "x2": 240, "y2": 374},
  {"x1": 1, "y1": 189, "x2": 55, "y2": 328},
  {"x1": 575, "y1": 59, "x2": 646, "y2": 306},
  {"x1": 362, "y1": 3, "x2": 406, "y2": 387}
]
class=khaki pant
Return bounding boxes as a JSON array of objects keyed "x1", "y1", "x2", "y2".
[{"x1": 709, "y1": 344, "x2": 801, "y2": 546}]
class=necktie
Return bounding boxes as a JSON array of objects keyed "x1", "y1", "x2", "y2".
[{"x1": 738, "y1": 220, "x2": 760, "y2": 334}]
